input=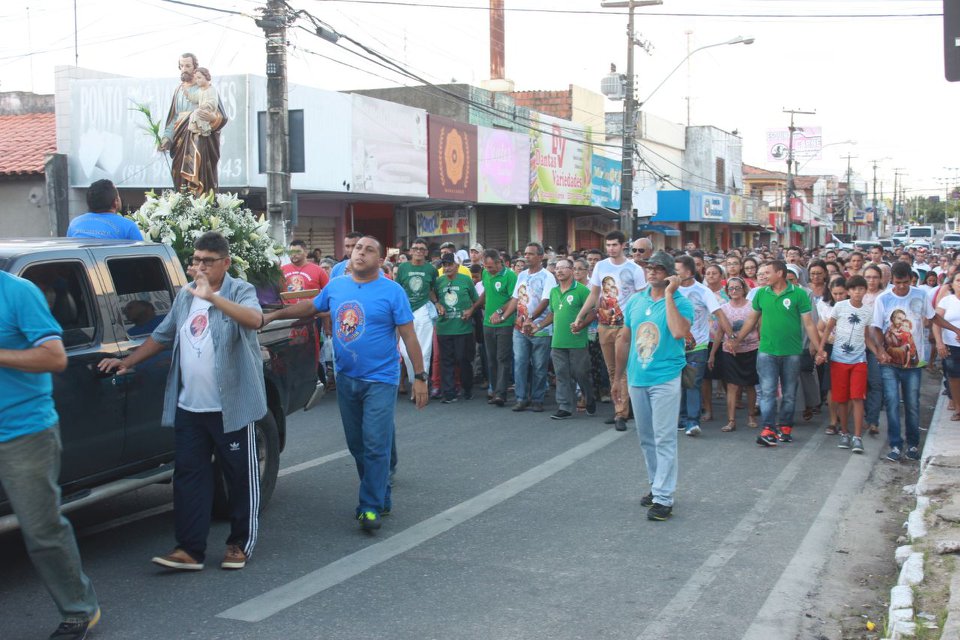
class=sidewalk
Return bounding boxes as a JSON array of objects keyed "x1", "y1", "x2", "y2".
[{"x1": 885, "y1": 392, "x2": 960, "y2": 639}]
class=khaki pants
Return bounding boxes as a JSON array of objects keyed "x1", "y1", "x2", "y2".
[{"x1": 599, "y1": 325, "x2": 630, "y2": 419}]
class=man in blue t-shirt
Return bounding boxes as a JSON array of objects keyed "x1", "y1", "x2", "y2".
[
  {"x1": 612, "y1": 252, "x2": 694, "y2": 522},
  {"x1": 66, "y1": 179, "x2": 143, "y2": 240},
  {"x1": 0, "y1": 272, "x2": 100, "y2": 638},
  {"x1": 265, "y1": 235, "x2": 428, "y2": 532}
]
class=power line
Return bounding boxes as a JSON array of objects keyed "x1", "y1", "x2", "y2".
[{"x1": 309, "y1": 0, "x2": 940, "y2": 19}]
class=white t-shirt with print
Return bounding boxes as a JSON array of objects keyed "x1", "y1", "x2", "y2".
[
  {"x1": 871, "y1": 287, "x2": 935, "y2": 368},
  {"x1": 588, "y1": 258, "x2": 646, "y2": 326},
  {"x1": 937, "y1": 295, "x2": 960, "y2": 348},
  {"x1": 512, "y1": 268, "x2": 557, "y2": 335},
  {"x1": 677, "y1": 280, "x2": 721, "y2": 349},
  {"x1": 178, "y1": 295, "x2": 221, "y2": 411},
  {"x1": 830, "y1": 300, "x2": 873, "y2": 364}
]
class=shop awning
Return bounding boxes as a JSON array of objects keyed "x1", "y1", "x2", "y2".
[
  {"x1": 790, "y1": 223, "x2": 806, "y2": 233},
  {"x1": 639, "y1": 223, "x2": 680, "y2": 237}
]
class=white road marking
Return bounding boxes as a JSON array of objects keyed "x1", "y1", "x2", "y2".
[
  {"x1": 75, "y1": 449, "x2": 351, "y2": 538},
  {"x1": 740, "y1": 444, "x2": 876, "y2": 640},
  {"x1": 217, "y1": 429, "x2": 625, "y2": 623},
  {"x1": 636, "y1": 434, "x2": 823, "y2": 640}
]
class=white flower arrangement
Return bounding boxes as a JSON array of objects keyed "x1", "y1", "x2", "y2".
[{"x1": 132, "y1": 190, "x2": 284, "y2": 286}]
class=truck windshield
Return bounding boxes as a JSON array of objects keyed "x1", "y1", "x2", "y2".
[{"x1": 908, "y1": 228, "x2": 933, "y2": 238}]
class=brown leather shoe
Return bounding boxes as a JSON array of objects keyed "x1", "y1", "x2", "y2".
[
  {"x1": 221, "y1": 544, "x2": 247, "y2": 570},
  {"x1": 152, "y1": 548, "x2": 203, "y2": 571}
]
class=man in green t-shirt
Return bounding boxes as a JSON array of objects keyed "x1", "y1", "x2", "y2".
[
  {"x1": 434, "y1": 253, "x2": 479, "y2": 403},
  {"x1": 731, "y1": 260, "x2": 821, "y2": 446},
  {"x1": 477, "y1": 248, "x2": 517, "y2": 406},
  {"x1": 396, "y1": 237, "x2": 439, "y2": 399},
  {"x1": 539, "y1": 258, "x2": 596, "y2": 419}
]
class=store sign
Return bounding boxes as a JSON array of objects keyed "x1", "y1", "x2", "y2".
[
  {"x1": 68, "y1": 75, "x2": 248, "y2": 188},
  {"x1": 590, "y1": 154, "x2": 622, "y2": 209},
  {"x1": 427, "y1": 115, "x2": 477, "y2": 201},
  {"x1": 699, "y1": 193, "x2": 727, "y2": 221},
  {"x1": 729, "y1": 195, "x2": 743, "y2": 223},
  {"x1": 415, "y1": 209, "x2": 470, "y2": 237},
  {"x1": 478, "y1": 128, "x2": 529, "y2": 204},
  {"x1": 351, "y1": 94, "x2": 427, "y2": 197},
  {"x1": 529, "y1": 112, "x2": 593, "y2": 206}
]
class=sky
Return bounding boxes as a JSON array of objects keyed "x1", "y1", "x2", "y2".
[{"x1": 1, "y1": 0, "x2": 957, "y2": 200}]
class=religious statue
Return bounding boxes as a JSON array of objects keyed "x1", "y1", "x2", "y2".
[{"x1": 159, "y1": 53, "x2": 227, "y2": 195}]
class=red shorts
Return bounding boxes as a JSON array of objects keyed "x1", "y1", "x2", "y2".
[{"x1": 830, "y1": 361, "x2": 867, "y2": 403}]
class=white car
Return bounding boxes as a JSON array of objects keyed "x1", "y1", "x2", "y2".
[{"x1": 941, "y1": 234, "x2": 960, "y2": 251}]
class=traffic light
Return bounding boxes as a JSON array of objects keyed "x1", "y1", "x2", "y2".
[{"x1": 946, "y1": 0, "x2": 960, "y2": 81}]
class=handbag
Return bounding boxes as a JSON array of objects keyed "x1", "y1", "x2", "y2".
[{"x1": 681, "y1": 363, "x2": 698, "y2": 389}]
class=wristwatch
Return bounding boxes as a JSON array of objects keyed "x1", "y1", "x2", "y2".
[{"x1": 414, "y1": 372, "x2": 428, "y2": 382}]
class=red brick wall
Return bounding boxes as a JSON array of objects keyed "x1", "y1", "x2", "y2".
[{"x1": 509, "y1": 89, "x2": 572, "y2": 120}]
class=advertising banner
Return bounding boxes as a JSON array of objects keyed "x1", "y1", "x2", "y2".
[
  {"x1": 528, "y1": 112, "x2": 593, "y2": 206},
  {"x1": 729, "y1": 195, "x2": 743, "y2": 223},
  {"x1": 590, "y1": 153, "x2": 622, "y2": 209},
  {"x1": 415, "y1": 209, "x2": 470, "y2": 237},
  {"x1": 766, "y1": 126, "x2": 823, "y2": 162},
  {"x1": 68, "y1": 75, "x2": 248, "y2": 188},
  {"x1": 477, "y1": 128, "x2": 529, "y2": 204},
  {"x1": 427, "y1": 115, "x2": 477, "y2": 201},
  {"x1": 697, "y1": 193, "x2": 728, "y2": 222},
  {"x1": 352, "y1": 94, "x2": 427, "y2": 197}
]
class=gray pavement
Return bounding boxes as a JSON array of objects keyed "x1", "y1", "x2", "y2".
[{"x1": 0, "y1": 385, "x2": 926, "y2": 640}]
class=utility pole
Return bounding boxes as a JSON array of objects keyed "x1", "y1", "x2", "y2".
[
  {"x1": 870, "y1": 158, "x2": 885, "y2": 238},
  {"x1": 256, "y1": 0, "x2": 292, "y2": 246},
  {"x1": 601, "y1": 0, "x2": 662, "y2": 236},
  {"x1": 842, "y1": 153, "x2": 857, "y2": 235},
  {"x1": 893, "y1": 168, "x2": 906, "y2": 230},
  {"x1": 783, "y1": 108, "x2": 816, "y2": 232}
]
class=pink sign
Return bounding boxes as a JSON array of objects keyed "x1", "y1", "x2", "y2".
[{"x1": 477, "y1": 127, "x2": 529, "y2": 204}]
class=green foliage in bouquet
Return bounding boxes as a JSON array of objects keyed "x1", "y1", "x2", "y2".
[{"x1": 131, "y1": 190, "x2": 284, "y2": 286}]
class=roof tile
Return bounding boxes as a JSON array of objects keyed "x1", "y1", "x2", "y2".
[{"x1": 0, "y1": 113, "x2": 56, "y2": 176}]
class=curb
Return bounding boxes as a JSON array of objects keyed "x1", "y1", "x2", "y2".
[{"x1": 882, "y1": 392, "x2": 944, "y2": 640}]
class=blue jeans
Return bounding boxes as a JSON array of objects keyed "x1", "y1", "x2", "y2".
[
  {"x1": 880, "y1": 366, "x2": 922, "y2": 450},
  {"x1": 757, "y1": 353, "x2": 802, "y2": 428},
  {"x1": 865, "y1": 351, "x2": 884, "y2": 427},
  {"x1": 629, "y1": 378, "x2": 681, "y2": 507},
  {"x1": 336, "y1": 374, "x2": 397, "y2": 514},
  {"x1": 513, "y1": 330, "x2": 551, "y2": 403},
  {"x1": 0, "y1": 426, "x2": 98, "y2": 622},
  {"x1": 679, "y1": 349, "x2": 709, "y2": 429}
]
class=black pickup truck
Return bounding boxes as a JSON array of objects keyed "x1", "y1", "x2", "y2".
[{"x1": 0, "y1": 239, "x2": 322, "y2": 532}]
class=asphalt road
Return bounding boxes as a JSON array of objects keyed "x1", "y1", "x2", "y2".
[{"x1": 0, "y1": 376, "x2": 939, "y2": 640}]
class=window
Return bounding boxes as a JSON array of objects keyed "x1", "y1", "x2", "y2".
[
  {"x1": 105, "y1": 257, "x2": 174, "y2": 339},
  {"x1": 715, "y1": 157, "x2": 726, "y2": 193},
  {"x1": 258, "y1": 109, "x2": 305, "y2": 174},
  {"x1": 21, "y1": 261, "x2": 98, "y2": 349}
]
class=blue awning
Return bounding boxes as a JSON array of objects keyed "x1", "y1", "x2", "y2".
[{"x1": 639, "y1": 223, "x2": 680, "y2": 237}]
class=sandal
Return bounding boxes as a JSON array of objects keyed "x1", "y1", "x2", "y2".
[
  {"x1": 747, "y1": 419, "x2": 758, "y2": 428},
  {"x1": 721, "y1": 422, "x2": 736, "y2": 432},
  {"x1": 952, "y1": 413, "x2": 960, "y2": 422},
  {"x1": 803, "y1": 408, "x2": 814, "y2": 422},
  {"x1": 950, "y1": 402, "x2": 957, "y2": 411},
  {"x1": 868, "y1": 425, "x2": 880, "y2": 436},
  {"x1": 824, "y1": 425, "x2": 839, "y2": 435},
  {"x1": 701, "y1": 413, "x2": 713, "y2": 423}
]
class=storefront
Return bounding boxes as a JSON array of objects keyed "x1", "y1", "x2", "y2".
[{"x1": 654, "y1": 190, "x2": 729, "y2": 250}]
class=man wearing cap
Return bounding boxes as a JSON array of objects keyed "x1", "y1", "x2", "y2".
[
  {"x1": 440, "y1": 242, "x2": 471, "y2": 277},
  {"x1": 469, "y1": 243, "x2": 485, "y2": 267},
  {"x1": 612, "y1": 251, "x2": 694, "y2": 521},
  {"x1": 730, "y1": 260, "x2": 822, "y2": 446},
  {"x1": 396, "y1": 237, "x2": 439, "y2": 402},
  {"x1": 433, "y1": 253, "x2": 479, "y2": 403}
]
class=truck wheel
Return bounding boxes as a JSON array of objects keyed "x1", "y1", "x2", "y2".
[{"x1": 211, "y1": 411, "x2": 281, "y2": 519}]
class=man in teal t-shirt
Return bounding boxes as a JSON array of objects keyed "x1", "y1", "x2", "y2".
[
  {"x1": 396, "y1": 237, "x2": 439, "y2": 398},
  {"x1": 434, "y1": 254, "x2": 479, "y2": 403},
  {"x1": 613, "y1": 252, "x2": 694, "y2": 521},
  {"x1": 539, "y1": 259, "x2": 595, "y2": 419},
  {"x1": 478, "y1": 249, "x2": 517, "y2": 406}
]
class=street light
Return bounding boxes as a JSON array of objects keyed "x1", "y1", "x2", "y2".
[{"x1": 638, "y1": 36, "x2": 754, "y2": 108}]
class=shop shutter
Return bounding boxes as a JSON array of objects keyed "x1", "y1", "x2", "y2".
[
  {"x1": 478, "y1": 207, "x2": 509, "y2": 252},
  {"x1": 293, "y1": 216, "x2": 337, "y2": 258},
  {"x1": 542, "y1": 211, "x2": 566, "y2": 252}
]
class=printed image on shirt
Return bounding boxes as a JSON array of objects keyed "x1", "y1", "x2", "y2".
[
  {"x1": 837, "y1": 310, "x2": 865, "y2": 357},
  {"x1": 408, "y1": 275, "x2": 424, "y2": 294},
  {"x1": 687, "y1": 290, "x2": 709, "y2": 334},
  {"x1": 443, "y1": 288, "x2": 460, "y2": 317},
  {"x1": 884, "y1": 309, "x2": 919, "y2": 367},
  {"x1": 514, "y1": 284, "x2": 530, "y2": 329},
  {"x1": 635, "y1": 321, "x2": 659, "y2": 368},
  {"x1": 336, "y1": 301, "x2": 365, "y2": 343},
  {"x1": 599, "y1": 276, "x2": 625, "y2": 324},
  {"x1": 286, "y1": 273, "x2": 306, "y2": 292}
]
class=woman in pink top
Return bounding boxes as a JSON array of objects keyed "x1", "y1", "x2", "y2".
[{"x1": 709, "y1": 276, "x2": 758, "y2": 431}]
